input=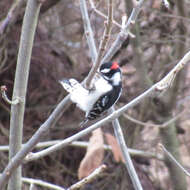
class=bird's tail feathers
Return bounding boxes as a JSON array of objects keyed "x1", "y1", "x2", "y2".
[{"x1": 59, "y1": 78, "x2": 81, "y2": 93}]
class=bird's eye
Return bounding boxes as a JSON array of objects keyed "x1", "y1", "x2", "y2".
[{"x1": 100, "y1": 68, "x2": 110, "y2": 73}]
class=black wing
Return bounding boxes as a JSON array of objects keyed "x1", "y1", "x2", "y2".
[{"x1": 87, "y1": 85, "x2": 121, "y2": 120}]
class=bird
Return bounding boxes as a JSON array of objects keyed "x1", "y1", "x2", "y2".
[{"x1": 59, "y1": 62, "x2": 122, "y2": 126}]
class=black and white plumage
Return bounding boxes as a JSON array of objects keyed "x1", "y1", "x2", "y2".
[{"x1": 59, "y1": 62, "x2": 122, "y2": 125}]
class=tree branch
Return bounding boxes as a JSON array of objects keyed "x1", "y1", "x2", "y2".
[
  {"x1": 0, "y1": 86, "x2": 19, "y2": 105},
  {"x1": 89, "y1": 0, "x2": 135, "y2": 38},
  {"x1": 102, "y1": 0, "x2": 144, "y2": 63},
  {"x1": 0, "y1": 140, "x2": 163, "y2": 161},
  {"x1": 22, "y1": 177, "x2": 65, "y2": 190},
  {"x1": 159, "y1": 144, "x2": 190, "y2": 177},
  {"x1": 123, "y1": 108, "x2": 188, "y2": 128},
  {"x1": 85, "y1": 0, "x2": 113, "y2": 88},
  {"x1": 68, "y1": 165, "x2": 106, "y2": 190},
  {"x1": 110, "y1": 107, "x2": 143, "y2": 190},
  {"x1": 80, "y1": 0, "x2": 97, "y2": 63},
  {"x1": 8, "y1": 1, "x2": 41, "y2": 190}
]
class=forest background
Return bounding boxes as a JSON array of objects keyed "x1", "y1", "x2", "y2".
[{"x1": 0, "y1": 0, "x2": 190, "y2": 189}]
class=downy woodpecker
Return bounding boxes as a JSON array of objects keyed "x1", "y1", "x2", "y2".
[{"x1": 59, "y1": 62, "x2": 122, "y2": 125}]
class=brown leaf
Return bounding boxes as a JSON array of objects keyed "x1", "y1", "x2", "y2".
[
  {"x1": 105, "y1": 133, "x2": 124, "y2": 163},
  {"x1": 78, "y1": 128, "x2": 104, "y2": 179}
]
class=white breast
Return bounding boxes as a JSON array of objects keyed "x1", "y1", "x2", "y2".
[{"x1": 70, "y1": 77, "x2": 112, "y2": 114}]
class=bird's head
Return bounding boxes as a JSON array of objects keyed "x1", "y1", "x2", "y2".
[{"x1": 99, "y1": 62, "x2": 122, "y2": 86}]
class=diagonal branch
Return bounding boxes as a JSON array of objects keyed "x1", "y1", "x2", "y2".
[
  {"x1": 1, "y1": 48, "x2": 188, "y2": 190},
  {"x1": 159, "y1": 144, "x2": 190, "y2": 177},
  {"x1": 68, "y1": 165, "x2": 106, "y2": 190},
  {"x1": 22, "y1": 177, "x2": 65, "y2": 190},
  {"x1": 23, "y1": 49, "x2": 190, "y2": 163}
]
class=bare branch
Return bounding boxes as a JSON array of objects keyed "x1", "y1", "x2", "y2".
[
  {"x1": 88, "y1": 0, "x2": 135, "y2": 38},
  {"x1": 156, "y1": 50, "x2": 190, "y2": 91},
  {"x1": 123, "y1": 108, "x2": 187, "y2": 128},
  {"x1": 0, "y1": 86, "x2": 19, "y2": 105},
  {"x1": 8, "y1": 1, "x2": 41, "y2": 190},
  {"x1": 110, "y1": 107, "x2": 143, "y2": 190},
  {"x1": 85, "y1": 0, "x2": 113, "y2": 88},
  {"x1": 0, "y1": 140, "x2": 162, "y2": 161},
  {"x1": 102, "y1": 0, "x2": 144, "y2": 63},
  {"x1": 159, "y1": 144, "x2": 190, "y2": 177},
  {"x1": 80, "y1": 0, "x2": 97, "y2": 63},
  {"x1": 68, "y1": 165, "x2": 106, "y2": 190},
  {"x1": 22, "y1": 177, "x2": 65, "y2": 190}
]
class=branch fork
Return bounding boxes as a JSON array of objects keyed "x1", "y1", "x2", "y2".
[{"x1": 156, "y1": 52, "x2": 189, "y2": 91}]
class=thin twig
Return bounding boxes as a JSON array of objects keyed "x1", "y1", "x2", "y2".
[
  {"x1": 102, "y1": 0, "x2": 144, "y2": 63},
  {"x1": 68, "y1": 165, "x2": 106, "y2": 190},
  {"x1": 80, "y1": 0, "x2": 97, "y2": 63},
  {"x1": 123, "y1": 108, "x2": 187, "y2": 128},
  {"x1": 88, "y1": 0, "x2": 135, "y2": 38},
  {"x1": 110, "y1": 107, "x2": 143, "y2": 190},
  {"x1": 159, "y1": 144, "x2": 190, "y2": 177},
  {"x1": 22, "y1": 177, "x2": 65, "y2": 190},
  {"x1": 85, "y1": 0, "x2": 113, "y2": 88},
  {"x1": 0, "y1": 86, "x2": 19, "y2": 105},
  {"x1": 0, "y1": 140, "x2": 162, "y2": 160}
]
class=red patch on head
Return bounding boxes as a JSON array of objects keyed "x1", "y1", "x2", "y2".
[{"x1": 111, "y1": 62, "x2": 119, "y2": 70}]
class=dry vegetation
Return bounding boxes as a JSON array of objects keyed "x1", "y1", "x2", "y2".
[{"x1": 0, "y1": 0, "x2": 190, "y2": 189}]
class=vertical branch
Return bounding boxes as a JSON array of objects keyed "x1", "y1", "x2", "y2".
[
  {"x1": 80, "y1": 1, "x2": 142, "y2": 189},
  {"x1": 110, "y1": 108, "x2": 143, "y2": 190},
  {"x1": 85, "y1": 0, "x2": 113, "y2": 88},
  {"x1": 80, "y1": 0, "x2": 97, "y2": 63},
  {"x1": 7, "y1": 1, "x2": 41, "y2": 190}
]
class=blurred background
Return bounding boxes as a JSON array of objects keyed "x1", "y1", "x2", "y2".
[{"x1": 0, "y1": 0, "x2": 190, "y2": 189}]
